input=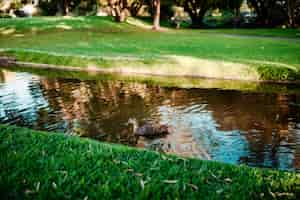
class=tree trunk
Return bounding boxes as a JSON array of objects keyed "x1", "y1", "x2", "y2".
[
  {"x1": 152, "y1": 0, "x2": 160, "y2": 30},
  {"x1": 189, "y1": 11, "x2": 206, "y2": 28},
  {"x1": 108, "y1": 0, "x2": 127, "y2": 22},
  {"x1": 115, "y1": 5, "x2": 127, "y2": 22},
  {"x1": 183, "y1": 1, "x2": 207, "y2": 28},
  {"x1": 287, "y1": 0, "x2": 296, "y2": 28},
  {"x1": 56, "y1": 1, "x2": 64, "y2": 16},
  {"x1": 64, "y1": 0, "x2": 70, "y2": 15}
]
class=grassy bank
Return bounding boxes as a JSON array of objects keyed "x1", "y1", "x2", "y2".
[
  {"x1": 0, "y1": 17, "x2": 300, "y2": 81},
  {"x1": 0, "y1": 124, "x2": 299, "y2": 199},
  {"x1": 3, "y1": 66, "x2": 300, "y2": 94}
]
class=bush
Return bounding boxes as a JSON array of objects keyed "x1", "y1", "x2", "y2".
[{"x1": 203, "y1": 9, "x2": 234, "y2": 28}]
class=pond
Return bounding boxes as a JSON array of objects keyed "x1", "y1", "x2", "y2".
[{"x1": 0, "y1": 67, "x2": 300, "y2": 171}]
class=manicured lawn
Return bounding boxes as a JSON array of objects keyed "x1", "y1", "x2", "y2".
[
  {"x1": 0, "y1": 124, "x2": 299, "y2": 199},
  {"x1": 0, "y1": 17, "x2": 300, "y2": 81}
]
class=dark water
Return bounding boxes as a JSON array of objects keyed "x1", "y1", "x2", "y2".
[{"x1": 1, "y1": 68, "x2": 300, "y2": 171}]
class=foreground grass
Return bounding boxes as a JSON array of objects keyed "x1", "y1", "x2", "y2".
[
  {"x1": 0, "y1": 125, "x2": 299, "y2": 199},
  {"x1": 0, "y1": 17, "x2": 300, "y2": 81}
]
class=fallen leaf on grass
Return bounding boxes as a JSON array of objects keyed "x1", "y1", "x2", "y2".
[
  {"x1": 140, "y1": 180, "x2": 145, "y2": 189},
  {"x1": 269, "y1": 190, "x2": 276, "y2": 198},
  {"x1": 52, "y1": 182, "x2": 57, "y2": 190},
  {"x1": 135, "y1": 173, "x2": 143, "y2": 177},
  {"x1": 35, "y1": 182, "x2": 40, "y2": 191},
  {"x1": 187, "y1": 183, "x2": 198, "y2": 191},
  {"x1": 216, "y1": 189, "x2": 223, "y2": 194},
  {"x1": 275, "y1": 192, "x2": 294, "y2": 197},
  {"x1": 163, "y1": 180, "x2": 178, "y2": 184},
  {"x1": 224, "y1": 178, "x2": 232, "y2": 183},
  {"x1": 121, "y1": 161, "x2": 128, "y2": 165},
  {"x1": 25, "y1": 189, "x2": 35, "y2": 194},
  {"x1": 113, "y1": 159, "x2": 120, "y2": 164},
  {"x1": 210, "y1": 172, "x2": 217, "y2": 179}
]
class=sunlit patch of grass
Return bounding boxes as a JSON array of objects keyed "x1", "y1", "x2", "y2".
[
  {"x1": 13, "y1": 34, "x2": 25, "y2": 38},
  {"x1": 55, "y1": 24, "x2": 73, "y2": 30},
  {"x1": 1, "y1": 50, "x2": 261, "y2": 80},
  {"x1": 0, "y1": 28, "x2": 16, "y2": 35},
  {"x1": 0, "y1": 124, "x2": 299, "y2": 199}
]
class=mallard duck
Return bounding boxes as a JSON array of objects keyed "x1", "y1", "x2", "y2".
[{"x1": 127, "y1": 118, "x2": 171, "y2": 138}]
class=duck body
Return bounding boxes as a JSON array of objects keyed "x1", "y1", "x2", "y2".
[
  {"x1": 127, "y1": 118, "x2": 170, "y2": 138},
  {"x1": 135, "y1": 123, "x2": 170, "y2": 138}
]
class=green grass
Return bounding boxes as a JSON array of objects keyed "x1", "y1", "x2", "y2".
[
  {"x1": 0, "y1": 124, "x2": 299, "y2": 199},
  {"x1": 195, "y1": 28, "x2": 300, "y2": 38},
  {"x1": 0, "y1": 16, "x2": 300, "y2": 81},
  {"x1": 134, "y1": 17, "x2": 300, "y2": 38}
]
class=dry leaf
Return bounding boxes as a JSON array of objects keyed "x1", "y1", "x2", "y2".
[
  {"x1": 52, "y1": 182, "x2": 57, "y2": 190},
  {"x1": 187, "y1": 183, "x2": 198, "y2": 191},
  {"x1": 269, "y1": 190, "x2": 276, "y2": 198},
  {"x1": 25, "y1": 189, "x2": 35, "y2": 194},
  {"x1": 163, "y1": 180, "x2": 178, "y2": 184},
  {"x1": 225, "y1": 178, "x2": 232, "y2": 183},
  {"x1": 211, "y1": 173, "x2": 217, "y2": 179},
  {"x1": 140, "y1": 180, "x2": 145, "y2": 190},
  {"x1": 36, "y1": 182, "x2": 40, "y2": 191},
  {"x1": 135, "y1": 173, "x2": 143, "y2": 177},
  {"x1": 216, "y1": 189, "x2": 223, "y2": 194},
  {"x1": 276, "y1": 192, "x2": 294, "y2": 197}
]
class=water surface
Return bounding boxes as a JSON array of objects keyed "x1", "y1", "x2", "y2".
[{"x1": 0, "y1": 68, "x2": 300, "y2": 171}]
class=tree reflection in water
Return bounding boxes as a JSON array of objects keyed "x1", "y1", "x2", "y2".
[{"x1": 0, "y1": 69, "x2": 300, "y2": 170}]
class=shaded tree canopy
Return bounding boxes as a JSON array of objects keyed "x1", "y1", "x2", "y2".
[
  {"x1": 175, "y1": 0, "x2": 216, "y2": 27},
  {"x1": 174, "y1": 0, "x2": 244, "y2": 27},
  {"x1": 247, "y1": 0, "x2": 300, "y2": 27},
  {"x1": 215, "y1": 0, "x2": 244, "y2": 15},
  {"x1": 38, "y1": 0, "x2": 97, "y2": 15},
  {"x1": 283, "y1": 0, "x2": 300, "y2": 27}
]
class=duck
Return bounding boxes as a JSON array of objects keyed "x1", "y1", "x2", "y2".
[{"x1": 127, "y1": 118, "x2": 171, "y2": 138}]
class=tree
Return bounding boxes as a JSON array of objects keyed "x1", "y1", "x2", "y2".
[
  {"x1": 215, "y1": 0, "x2": 244, "y2": 16},
  {"x1": 284, "y1": 0, "x2": 300, "y2": 27},
  {"x1": 248, "y1": 0, "x2": 300, "y2": 27},
  {"x1": 107, "y1": 0, "x2": 146, "y2": 22},
  {"x1": 130, "y1": 0, "x2": 144, "y2": 16},
  {"x1": 38, "y1": 0, "x2": 97, "y2": 16},
  {"x1": 108, "y1": 0, "x2": 128, "y2": 22},
  {"x1": 152, "y1": 0, "x2": 160, "y2": 29},
  {"x1": 247, "y1": 0, "x2": 281, "y2": 26},
  {"x1": 296, "y1": 0, "x2": 300, "y2": 25},
  {"x1": 176, "y1": 0, "x2": 216, "y2": 27}
]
